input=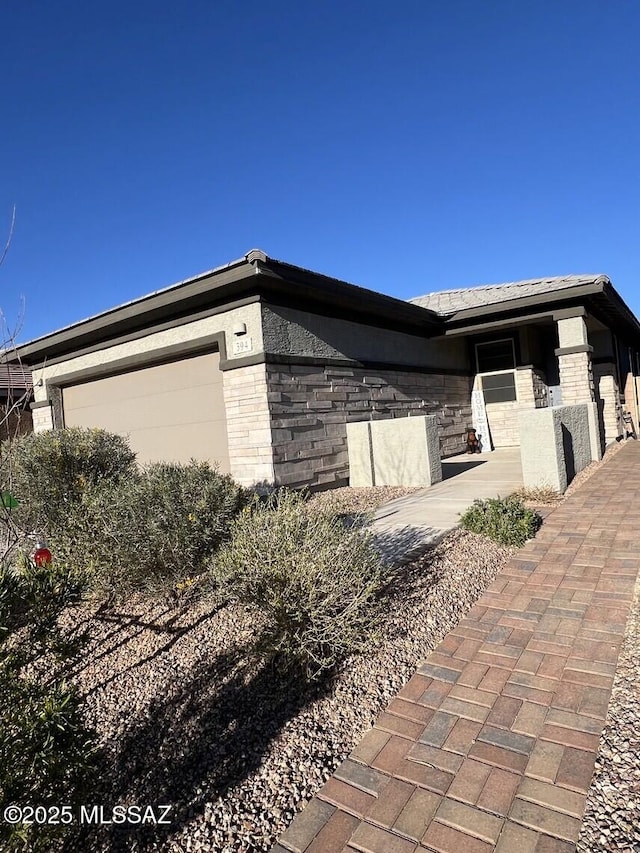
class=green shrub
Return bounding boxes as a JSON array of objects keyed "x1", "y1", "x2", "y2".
[
  {"x1": 0, "y1": 558, "x2": 85, "y2": 658},
  {"x1": 55, "y1": 461, "x2": 246, "y2": 597},
  {"x1": 1, "y1": 427, "x2": 137, "y2": 535},
  {"x1": 0, "y1": 673, "x2": 96, "y2": 852},
  {"x1": 460, "y1": 494, "x2": 541, "y2": 546},
  {"x1": 213, "y1": 489, "x2": 384, "y2": 678},
  {"x1": 0, "y1": 558, "x2": 97, "y2": 853},
  {"x1": 3, "y1": 427, "x2": 246, "y2": 597}
]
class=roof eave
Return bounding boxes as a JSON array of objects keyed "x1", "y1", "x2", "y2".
[
  {"x1": 15, "y1": 253, "x2": 442, "y2": 365},
  {"x1": 442, "y1": 280, "x2": 608, "y2": 326},
  {"x1": 255, "y1": 257, "x2": 441, "y2": 330},
  {"x1": 15, "y1": 259, "x2": 259, "y2": 364},
  {"x1": 599, "y1": 281, "x2": 640, "y2": 338}
]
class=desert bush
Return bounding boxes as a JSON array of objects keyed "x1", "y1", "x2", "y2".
[
  {"x1": 1, "y1": 427, "x2": 137, "y2": 535},
  {"x1": 0, "y1": 559, "x2": 85, "y2": 660},
  {"x1": 213, "y1": 489, "x2": 384, "y2": 678},
  {"x1": 3, "y1": 427, "x2": 246, "y2": 596},
  {"x1": 460, "y1": 494, "x2": 541, "y2": 546},
  {"x1": 0, "y1": 558, "x2": 97, "y2": 853},
  {"x1": 0, "y1": 673, "x2": 96, "y2": 852},
  {"x1": 55, "y1": 461, "x2": 246, "y2": 597},
  {"x1": 514, "y1": 485, "x2": 562, "y2": 504}
]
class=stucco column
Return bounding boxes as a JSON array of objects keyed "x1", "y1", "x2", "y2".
[{"x1": 554, "y1": 313, "x2": 595, "y2": 405}]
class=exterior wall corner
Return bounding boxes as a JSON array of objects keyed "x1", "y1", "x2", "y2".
[{"x1": 222, "y1": 362, "x2": 275, "y2": 488}]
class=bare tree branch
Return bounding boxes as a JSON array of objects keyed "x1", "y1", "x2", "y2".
[
  {"x1": 0, "y1": 207, "x2": 32, "y2": 565},
  {"x1": 0, "y1": 205, "x2": 16, "y2": 269}
]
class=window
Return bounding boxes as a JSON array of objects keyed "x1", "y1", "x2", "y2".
[
  {"x1": 475, "y1": 338, "x2": 516, "y2": 373},
  {"x1": 482, "y1": 371, "x2": 517, "y2": 404}
]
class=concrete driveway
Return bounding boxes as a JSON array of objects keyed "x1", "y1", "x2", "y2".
[{"x1": 372, "y1": 448, "x2": 524, "y2": 561}]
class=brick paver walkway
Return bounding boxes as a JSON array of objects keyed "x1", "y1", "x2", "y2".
[{"x1": 273, "y1": 442, "x2": 640, "y2": 853}]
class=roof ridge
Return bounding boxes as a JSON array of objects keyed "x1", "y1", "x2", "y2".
[{"x1": 420, "y1": 274, "x2": 606, "y2": 298}]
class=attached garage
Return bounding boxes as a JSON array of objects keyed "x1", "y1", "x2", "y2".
[{"x1": 61, "y1": 350, "x2": 230, "y2": 473}]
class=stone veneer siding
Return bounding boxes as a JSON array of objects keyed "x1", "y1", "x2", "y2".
[
  {"x1": 555, "y1": 314, "x2": 596, "y2": 408},
  {"x1": 483, "y1": 368, "x2": 544, "y2": 449},
  {"x1": 593, "y1": 363, "x2": 622, "y2": 445},
  {"x1": 31, "y1": 404, "x2": 54, "y2": 433},
  {"x1": 484, "y1": 400, "x2": 520, "y2": 447},
  {"x1": 222, "y1": 363, "x2": 275, "y2": 487},
  {"x1": 557, "y1": 351, "x2": 595, "y2": 405},
  {"x1": 266, "y1": 363, "x2": 473, "y2": 489}
]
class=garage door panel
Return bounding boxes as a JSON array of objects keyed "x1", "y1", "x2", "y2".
[
  {"x1": 68, "y1": 363, "x2": 224, "y2": 400},
  {"x1": 61, "y1": 351, "x2": 230, "y2": 472},
  {"x1": 123, "y1": 422, "x2": 230, "y2": 471},
  {"x1": 65, "y1": 384, "x2": 226, "y2": 431}
]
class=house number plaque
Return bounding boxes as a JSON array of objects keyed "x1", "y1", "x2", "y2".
[{"x1": 232, "y1": 337, "x2": 253, "y2": 355}]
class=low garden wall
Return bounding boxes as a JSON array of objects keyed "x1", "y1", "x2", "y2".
[
  {"x1": 346, "y1": 414, "x2": 442, "y2": 487},
  {"x1": 519, "y1": 402, "x2": 601, "y2": 493}
]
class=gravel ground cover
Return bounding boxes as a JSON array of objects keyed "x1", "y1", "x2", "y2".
[
  {"x1": 577, "y1": 570, "x2": 640, "y2": 853},
  {"x1": 55, "y1": 442, "x2": 637, "y2": 852},
  {"x1": 61, "y1": 529, "x2": 513, "y2": 853},
  {"x1": 305, "y1": 484, "x2": 421, "y2": 516}
]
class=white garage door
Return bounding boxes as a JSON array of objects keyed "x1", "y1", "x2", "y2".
[{"x1": 61, "y1": 351, "x2": 230, "y2": 473}]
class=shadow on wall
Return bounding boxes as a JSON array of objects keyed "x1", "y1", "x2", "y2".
[
  {"x1": 596, "y1": 396, "x2": 607, "y2": 451},
  {"x1": 561, "y1": 423, "x2": 576, "y2": 485}
]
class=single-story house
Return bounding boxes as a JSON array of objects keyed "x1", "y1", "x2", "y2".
[{"x1": 13, "y1": 249, "x2": 640, "y2": 489}]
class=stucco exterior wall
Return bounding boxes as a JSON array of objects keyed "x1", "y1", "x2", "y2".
[
  {"x1": 266, "y1": 363, "x2": 472, "y2": 489},
  {"x1": 519, "y1": 403, "x2": 597, "y2": 493},
  {"x1": 557, "y1": 316, "x2": 589, "y2": 349},
  {"x1": 28, "y1": 303, "x2": 269, "y2": 485},
  {"x1": 31, "y1": 302, "x2": 264, "y2": 403},
  {"x1": 27, "y1": 300, "x2": 474, "y2": 491},
  {"x1": 346, "y1": 415, "x2": 442, "y2": 487},
  {"x1": 261, "y1": 304, "x2": 469, "y2": 370}
]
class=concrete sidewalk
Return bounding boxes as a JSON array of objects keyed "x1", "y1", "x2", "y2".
[
  {"x1": 372, "y1": 449, "x2": 523, "y2": 561},
  {"x1": 274, "y1": 442, "x2": 640, "y2": 853}
]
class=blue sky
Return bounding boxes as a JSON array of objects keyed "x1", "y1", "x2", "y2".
[{"x1": 2, "y1": 1, "x2": 640, "y2": 342}]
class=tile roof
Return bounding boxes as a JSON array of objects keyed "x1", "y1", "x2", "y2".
[{"x1": 409, "y1": 274, "x2": 608, "y2": 316}]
